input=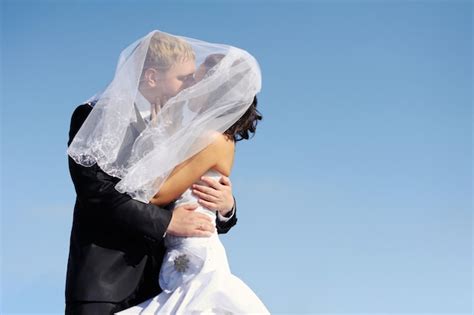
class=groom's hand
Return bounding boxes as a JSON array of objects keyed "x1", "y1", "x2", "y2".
[
  {"x1": 192, "y1": 176, "x2": 234, "y2": 217},
  {"x1": 166, "y1": 203, "x2": 215, "y2": 237}
]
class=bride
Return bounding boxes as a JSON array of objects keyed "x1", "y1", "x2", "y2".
[{"x1": 69, "y1": 30, "x2": 269, "y2": 314}]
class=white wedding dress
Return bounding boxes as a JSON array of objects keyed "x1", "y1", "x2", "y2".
[{"x1": 117, "y1": 169, "x2": 270, "y2": 315}]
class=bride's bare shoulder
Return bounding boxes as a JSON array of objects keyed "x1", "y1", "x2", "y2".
[{"x1": 207, "y1": 132, "x2": 235, "y2": 176}]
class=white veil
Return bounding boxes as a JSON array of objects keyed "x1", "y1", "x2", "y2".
[{"x1": 67, "y1": 30, "x2": 262, "y2": 203}]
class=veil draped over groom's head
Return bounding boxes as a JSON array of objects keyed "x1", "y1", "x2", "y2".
[{"x1": 67, "y1": 30, "x2": 262, "y2": 203}]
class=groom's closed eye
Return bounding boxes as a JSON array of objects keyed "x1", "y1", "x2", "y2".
[
  {"x1": 178, "y1": 75, "x2": 196, "y2": 90},
  {"x1": 178, "y1": 74, "x2": 195, "y2": 84}
]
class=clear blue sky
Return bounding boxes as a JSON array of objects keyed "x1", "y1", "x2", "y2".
[{"x1": 1, "y1": 0, "x2": 472, "y2": 314}]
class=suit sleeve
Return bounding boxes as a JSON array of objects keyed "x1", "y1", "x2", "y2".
[
  {"x1": 68, "y1": 104, "x2": 173, "y2": 243},
  {"x1": 215, "y1": 196, "x2": 238, "y2": 234}
]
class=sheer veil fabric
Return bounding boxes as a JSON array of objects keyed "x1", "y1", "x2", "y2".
[{"x1": 67, "y1": 30, "x2": 262, "y2": 203}]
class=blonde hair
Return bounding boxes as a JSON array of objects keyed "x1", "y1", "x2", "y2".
[{"x1": 144, "y1": 32, "x2": 195, "y2": 71}]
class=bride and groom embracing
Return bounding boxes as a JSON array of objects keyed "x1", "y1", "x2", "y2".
[{"x1": 65, "y1": 30, "x2": 269, "y2": 314}]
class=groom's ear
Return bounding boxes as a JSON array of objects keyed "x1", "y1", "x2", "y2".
[{"x1": 143, "y1": 68, "x2": 160, "y2": 87}]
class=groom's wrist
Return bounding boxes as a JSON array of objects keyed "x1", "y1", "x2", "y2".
[
  {"x1": 217, "y1": 197, "x2": 235, "y2": 221},
  {"x1": 217, "y1": 209, "x2": 233, "y2": 222}
]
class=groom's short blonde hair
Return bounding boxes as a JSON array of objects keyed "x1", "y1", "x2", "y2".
[{"x1": 144, "y1": 32, "x2": 195, "y2": 71}]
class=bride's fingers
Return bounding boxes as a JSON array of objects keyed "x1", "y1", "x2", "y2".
[{"x1": 192, "y1": 189, "x2": 218, "y2": 202}]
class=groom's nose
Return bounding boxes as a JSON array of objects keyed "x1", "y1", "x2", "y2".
[{"x1": 182, "y1": 77, "x2": 196, "y2": 90}]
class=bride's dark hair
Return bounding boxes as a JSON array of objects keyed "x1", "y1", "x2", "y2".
[
  {"x1": 200, "y1": 53, "x2": 262, "y2": 142},
  {"x1": 224, "y1": 96, "x2": 262, "y2": 142}
]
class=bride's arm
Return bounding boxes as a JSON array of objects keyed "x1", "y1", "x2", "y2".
[{"x1": 150, "y1": 133, "x2": 233, "y2": 206}]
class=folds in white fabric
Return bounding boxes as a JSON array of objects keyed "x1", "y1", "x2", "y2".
[{"x1": 159, "y1": 244, "x2": 208, "y2": 293}]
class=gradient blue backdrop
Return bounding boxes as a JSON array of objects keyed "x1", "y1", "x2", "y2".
[{"x1": 1, "y1": 0, "x2": 472, "y2": 314}]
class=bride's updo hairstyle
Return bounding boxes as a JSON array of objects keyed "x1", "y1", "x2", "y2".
[
  {"x1": 224, "y1": 96, "x2": 262, "y2": 142},
  {"x1": 197, "y1": 54, "x2": 263, "y2": 142}
]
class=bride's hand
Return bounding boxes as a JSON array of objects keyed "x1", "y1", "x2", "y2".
[{"x1": 192, "y1": 176, "x2": 234, "y2": 217}]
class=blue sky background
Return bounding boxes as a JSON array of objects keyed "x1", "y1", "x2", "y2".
[{"x1": 1, "y1": 0, "x2": 472, "y2": 314}]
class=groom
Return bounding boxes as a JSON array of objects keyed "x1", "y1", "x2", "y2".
[{"x1": 65, "y1": 33, "x2": 238, "y2": 315}]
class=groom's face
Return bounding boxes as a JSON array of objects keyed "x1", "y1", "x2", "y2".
[{"x1": 148, "y1": 59, "x2": 196, "y2": 106}]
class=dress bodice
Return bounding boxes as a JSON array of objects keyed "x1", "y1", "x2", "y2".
[
  {"x1": 163, "y1": 169, "x2": 223, "y2": 249},
  {"x1": 159, "y1": 169, "x2": 228, "y2": 293},
  {"x1": 173, "y1": 168, "x2": 224, "y2": 221}
]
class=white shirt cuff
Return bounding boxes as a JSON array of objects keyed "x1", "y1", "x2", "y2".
[{"x1": 217, "y1": 206, "x2": 235, "y2": 222}]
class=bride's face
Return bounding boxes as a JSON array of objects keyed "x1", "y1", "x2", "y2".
[{"x1": 193, "y1": 63, "x2": 207, "y2": 83}]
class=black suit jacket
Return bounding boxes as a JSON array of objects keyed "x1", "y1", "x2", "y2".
[{"x1": 65, "y1": 104, "x2": 237, "y2": 304}]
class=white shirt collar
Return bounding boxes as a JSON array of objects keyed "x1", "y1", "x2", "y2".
[{"x1": 135, "y1": 91, "x2": 152, "y2": 120}]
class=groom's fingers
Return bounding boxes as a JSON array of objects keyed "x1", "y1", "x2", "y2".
[
  {"x1": 197, "y1": 199, "x2": 217, "y2": 211},
  {"x1": 192, "y1": 189, "x2": 218, "y2": 202},
  {"x1": 195, "y1": 219, "x2": 214, "y2": 232},
  {"x1": 198, "y1": 177, "x2": 221, "y2": 190},
  {"x1": 192, "y1": 184, "x2": 218, "y2": 197},
  {"x1": 190, "y1": 212, "x2": 214, "y2": 222},
  {"x1": 180, "y1": 203, "x2": 199, "y2": 211},
  {"x1": 219, "y1": 176, "x2": 232, "y2": 187},
  {"x1": 191, "y1": 230, "x2": 214, "y2": 238},
  {"x1": 191, "y1": 210, "x2": 214, "y2": 228},
  {"x1": 167, "y1": 206, "x2": 214, "y2": 237}
]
